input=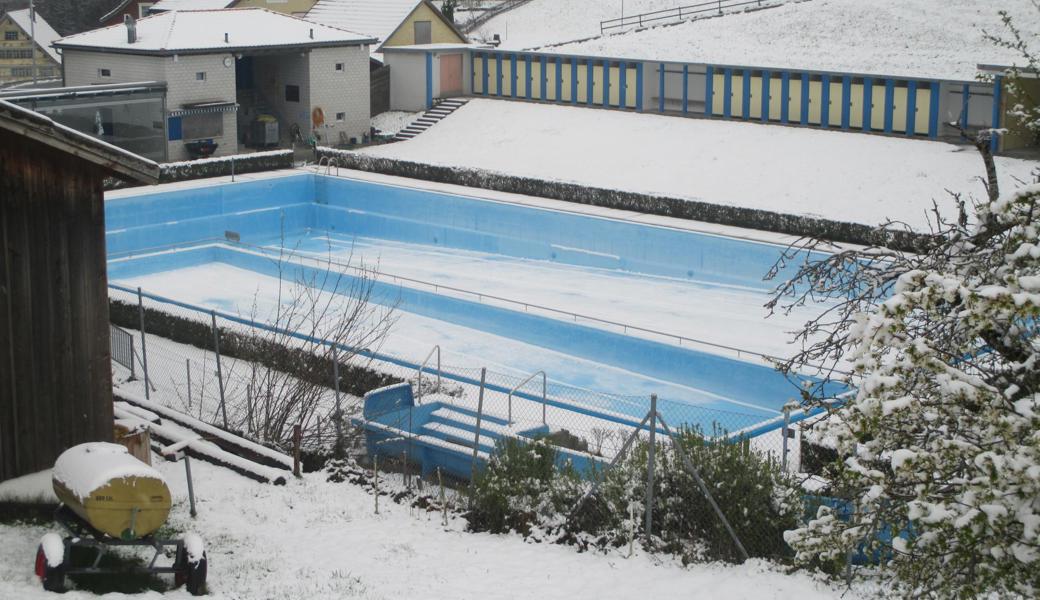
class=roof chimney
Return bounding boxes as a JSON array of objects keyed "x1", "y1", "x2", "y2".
[
  {"x1": 309, "y1": 28, "x2": 314, "y2": 39},
  {"x1": 224, "y1": 32, "x2": 229, "y2": 43},
  {"x1": 124, "y1": 14, "x2": 137, "y2": 44}
]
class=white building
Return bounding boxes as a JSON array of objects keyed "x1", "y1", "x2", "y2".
[{"x1": 55, "y1": 8, "x2": 375, "y2": 161}]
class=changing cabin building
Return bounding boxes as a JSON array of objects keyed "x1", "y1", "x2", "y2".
[
  {"x1": 0, "y1": 8, "x2": 61, "y2": 84},
  {"x1": 55, "y1": 8, "x2": 375, "y2": 161},
  {"x1": 0, "y1": 98, "x2": 158, "y2": 482}
]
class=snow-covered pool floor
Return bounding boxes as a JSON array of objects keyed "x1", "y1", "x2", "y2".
[{"x1": 0, "y1": 459, "x2": 870, "y2": 599}]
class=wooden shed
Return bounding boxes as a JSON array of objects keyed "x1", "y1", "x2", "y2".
[{"x1": 0, "y1": 99, "x2": 158, "y2": 482}]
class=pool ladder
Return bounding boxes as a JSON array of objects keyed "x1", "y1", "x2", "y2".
[{"x1": 316, "y1": 156, "x2": 341, "y2": 176}]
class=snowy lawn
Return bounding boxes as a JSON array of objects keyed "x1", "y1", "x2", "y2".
[
  {"x1": 555, "y1": 0, "x2": 1040, "y2": 80},
  {"x1": 358, "y1": 99, "x2": 1039, "y2": 230},
  {"x1": 0, "y1": 459, "x2": 868, "y2": 599}
]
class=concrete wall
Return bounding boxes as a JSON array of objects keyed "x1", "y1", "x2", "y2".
[
  {"x1": 308, "y1": 45, "x2": 370, "y2": 145},
  {"x1": 386, "y1": 51, "x2": 428, "y2": 112},
  {"x1": 164, "y1": 53, "x2": 238, "y2": 161},
  {"x1": 383, "y1": 2, "x2": 466, "y2": 48}
]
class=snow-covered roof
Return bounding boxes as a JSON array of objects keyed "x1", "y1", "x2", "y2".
[
  {"x1": 54, "y1": 8, "x2": 375, "y2": 55},
  {"x1": 5, "y1": 8, "x2": 62, "y2": 63},
  {"x1": 306, "y1": 0, "x2": 464, "y2": 56},
  {"x1": 149, "y1": 0, "x2": 236, "y2": 12}
]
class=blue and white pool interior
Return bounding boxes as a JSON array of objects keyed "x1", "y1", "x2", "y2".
[{"x1": 106, "y1": 170, "x2": 837, "y2": 433}]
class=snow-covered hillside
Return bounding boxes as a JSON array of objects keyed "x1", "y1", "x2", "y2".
[
  {"x1": 358, "y1": 99, "x2": 1039, "y2": 231},
  {"x1": 472, "y1": 0, "x2": 700, "y2": 49},
  {"x1": 554, "y1": 0, "x2": 1040, "y2": 80}
]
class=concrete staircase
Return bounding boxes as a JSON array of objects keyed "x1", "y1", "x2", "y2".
[{"x1": 394, "y1": 98, "x2": 469, "y2": 141}]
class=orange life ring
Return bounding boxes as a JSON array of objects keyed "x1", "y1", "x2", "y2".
[{"x1": 311, "y1": 107, "x2": 325, "y2": 128}]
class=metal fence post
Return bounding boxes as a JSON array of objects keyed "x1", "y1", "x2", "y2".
[
  {"x1": 136, "y1": 287, "x2": 150, "y2": 400},
  {"x1": 470, "y1": 367, "x2": 487, "y2": 483},
  {"x1": 332, "y1": 346, "x2": 342, "y2": 451},
  {"x1": 186, "y1": 359, "x2": 192, "y2": 408},
  {"x1": 211, "y1": 310, "x2": 228, "y2": 429},
  {"x1": 781, "y1": 409, "x2": 791, "y2": 472},
  {"x1": 184, "y1": 455, "x2": 197, "y2": 518},
  {"x1": 644, "y1": 393, "x2": 657, "y2": 545},
  {"x1": 128, "y1": 334, "x2": 136, "y2": 380}
]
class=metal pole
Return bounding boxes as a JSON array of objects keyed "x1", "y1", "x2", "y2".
[
  {"x1": 470, "y1": 368, "x2": 487, "y2": 482},
  {"x1": 184, "y1": 456, "x2": 197, "y2": 518},
  {"x1": 644, "y1": 393, "x2": 657, "y2": 544},
  {"x1": 129, "y1": 335, "x2": 136, "y2": 380},
  {"x1": 186, "y1": 359, "x2": 192, "y2": 408},
  {"x1": 333, "y1": 346, "x2": 342, "y2": 452},
  {"x1": 137, "y1": 287, "x2": 150, "y2": 400},
  {"x1": 781, "y1": 409, "x2": 791, "y2": 472},
  {"x1": 541, "y1": 371, "x2": 547, "y2": 425},
  {"x1": 29, "y1": 0, "x2": 37, "y2": 85},
  {"x1": 656, "y1": 413, "x2": 750, "y2": 562},
  {"x1": 211, "y1": 311, "x2": 228, "y2": 429}
]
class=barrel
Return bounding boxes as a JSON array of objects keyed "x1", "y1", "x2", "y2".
[{"x1": 52, "y1": 442, "x2": 171, "y2": 540}]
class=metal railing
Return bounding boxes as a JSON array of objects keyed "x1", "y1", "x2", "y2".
[
  {"x1": 507, "y1": 370, "x2": 546, "y2": 425},
  {"x1": 110, "y1": 323, "x2": 136, "y2": 379},
  {"x1": 416, "y1": 344, "x2": 441, "y2": 404},
  {"x1": 600, "y1": 0, "x2": 769, "y2": 34}
]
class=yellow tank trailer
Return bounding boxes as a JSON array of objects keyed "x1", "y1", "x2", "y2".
[{"x1": 51, "y1": 442, "x2": 171, "y2": 540}]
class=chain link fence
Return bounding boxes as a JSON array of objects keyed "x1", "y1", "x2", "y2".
[{"x1": 108, "y1": 283, "x2": 813, "y2": 562}]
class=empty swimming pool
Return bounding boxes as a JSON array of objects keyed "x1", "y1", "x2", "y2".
[{"x1": 105, "y1": 170, "x2": 835, "y2": 430}]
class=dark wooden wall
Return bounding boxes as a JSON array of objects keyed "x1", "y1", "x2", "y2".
[
  {"x1": 0, "y1": 127, "x2": 114, "y2": 482},
  {"x1": 371, "y1": 64, "x2": 391, "y2": 118}
]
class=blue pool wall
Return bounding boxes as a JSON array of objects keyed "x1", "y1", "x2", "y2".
[{"x1": 106, "y1": 173, "x2": 818, "y2": 290}]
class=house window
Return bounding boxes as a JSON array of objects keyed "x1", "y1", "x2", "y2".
[
  {"x1": 334, "y1": 62, "x2": 344, "y2": 72},
  {"x1": 98, "y1": 68, "x2": 111, "y2": 78},
  {"x1": 4, "y1": 31, "x2": 18, "y2": 41},
  {"x1": 182, "y1": 112, "x2": 223, "y2": 140},
  {"x1": 11, "y1": 67, "x2": 32, "y2": 78},
  {"x1": 414, "y1": 20, "x2": 432, "y2": 45},
  {"x1": 285, "y1": 84, "x2": 300, "y2": 102},
  {"x1": 335, "y1": 112, "x2": 345, "y2": 121},
  {"x1": 196, "y1": 71, "x2": 206, "y2": 81}
]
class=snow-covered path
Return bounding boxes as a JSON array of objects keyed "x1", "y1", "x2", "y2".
[
  {"x1": 0, "y1": 459, "x2": 865, "y2": 599},
  {"x1": 359, "y1": 99, "x2": 1039, "y2": 231}
]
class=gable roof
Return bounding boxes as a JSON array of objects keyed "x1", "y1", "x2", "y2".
[
  {"x1": 0, "y1": 99, "x2": 158, "y2": 183},
  {"x1": 54, "y1": 8, "x2": 375, "y2": 56},
  {"x1": 5, "y1": 8, "x2": 61, "y2": 63},
  {"x1": 306, "y1": 0, "x2": 465, "y2": 55}
]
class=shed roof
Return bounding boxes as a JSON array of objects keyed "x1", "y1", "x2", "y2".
[
  {"x1": 0, "y1": 99, "x2": 158, "y2": 183},
  {"x1": 306, "y1": 0, "x2": 466, "y2": 55},
  {"x1": 55, "y1": 8, "x2": 375, "y2": 56},
  {"x1": 5, "y1": 8, "x2": 62, "y2": 63}
]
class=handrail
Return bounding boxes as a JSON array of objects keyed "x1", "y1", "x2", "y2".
[
  {"x1": 600, "y1": 0, "x2": 768, "y2": 34},
  {"x1": 507, "y1": 370, "x2": 546, "y2": 425},
  {"x1": 416, "y1": 344, "x2": 441, "y2": 404}
]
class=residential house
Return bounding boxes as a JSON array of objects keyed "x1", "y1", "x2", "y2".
[
  {"x1": 148, "y1": 0, "x2": 318, "y2": 17},
  {"x1": 99, "y1": 0, "x2": 160, "y2": 27},
  {"x1": 305, "y1": 0, "x2": 467, "y2": 113},
  {"x1": 0, "y1": 8, "x2": 60, "y2": 84},
  {"x1": 56, "y1": 8, "x2": 375, "y2": 161}
]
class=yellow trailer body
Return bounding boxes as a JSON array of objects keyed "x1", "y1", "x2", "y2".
[{"x1": 52, "y1": 443, "x2": 171, "y2": 540}]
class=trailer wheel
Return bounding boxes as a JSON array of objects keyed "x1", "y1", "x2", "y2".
[
  {"x1": 175, "y1": 546, "x2": 207, "y2": 596},
  {"x1": 185, "y1": 552, "x2": 207, "y2": 596},
  {"x1": 34, "y1": 544, "x2": 66, "y2": 593}
]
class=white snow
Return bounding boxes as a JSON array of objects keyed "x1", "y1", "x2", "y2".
[
  {"x1": 0, "y1": 470, "x2": 57, "y2": 504},
  {"x1": 51, "y1": 443, "x2": 166, "y2": 502},
  {"x1": 0, "y1": 457, "x2": 874, "y2": 599},
  {"x1": 554, "y1": 0, "x2": 1040, "y2": 80},
  {"x1": 357, "y1": 99, "x2": 1039, "y2": 230},
  {"x1": 39, "y1": 533, "x2": 63, "y2": 568},
  {"x1": 54, "y1": 8, "x2": 375, "y2": 53},
  {"x1": 183, "y1": 532, "x2": 205, "y2": 563}
]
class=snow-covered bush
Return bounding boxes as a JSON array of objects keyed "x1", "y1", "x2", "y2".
[
  {"x1": 466, "y1": 438, "x2": 587, "y2": 536},
  {"x1": 600, "y1": 431, "x2": 802, "y2": 563},
  {"x1": 774, "y1": 178, "x2": 1040, "y2": 596}
]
